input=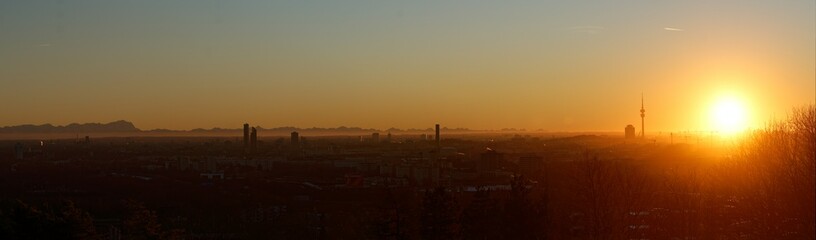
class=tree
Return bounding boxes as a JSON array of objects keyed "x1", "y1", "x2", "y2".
[
  {"x1": 373, "y1": 188, "x2": 419, "y2": 240},
  {"x1": 421, "y1": 187, "x2": 459, "y2": 240},
  {"x1": 122, "y1": 199, "x2": 186, "y2": 240},
  {"x1": 730, "y1": 106, "x2": 815, "y2": 239},
  {"x1": 656, "y1": 167, "x2": 710, "y2": 239},
  {"x1": 568, "y1": 153, "x2": 651, "y2": 240},
  {"x1": 0, "y1": 199, "x2": 98, "y2": 240},
  {"x1": 503, "y1": 175, "x2": 548, "y2": 239},
  {"x1": 460, "y1": 188, "x2": 500, "y2": 240}
]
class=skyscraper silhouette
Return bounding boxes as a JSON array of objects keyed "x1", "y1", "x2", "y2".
[
  {"x1": 243, "y1": 123, "x2": 250, "y2": 149},
  {"x1": 435, "y1": 124, "x2": 441, "y2": 152},
  {"x1": 250, "y1": 127, "x2": 257, "y2": 154},
  {"x1": 14, "y1": 142, "x2": 23, "y2": 160},
  {"x1": 291, "y1": 131, "x2": 300, "y2": 146}
]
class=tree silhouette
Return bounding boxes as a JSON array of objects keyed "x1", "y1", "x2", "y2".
[
  {"x1": 0, "y1": 199, "x2": 98, "y2": 239},
  {"x1": 122, "y1": 199, "x2": 162, "y2": 240},
  {"x1": 461, "y1": 188, "x2": 500, "y2": 240},
  {"x1": 503, "y1": 175, "x2": 548, "y2": 239},
  {"x1": 730, "y1": 106, "x2": 815, "y2": 239},
  {"x1": 568, "y1": 152, "x2": 651, "y2": 240},
  {"x1": 373, "y1": 188, "x2": 418, "y2": 240},
  {"x1": 421, "y1": 187, "x2": 459, "y2": 240},
  {"x1": 656, "y1": 167, "x2": 710, "y2": 239}
]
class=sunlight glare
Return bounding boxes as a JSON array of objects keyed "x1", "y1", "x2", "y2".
[{"x1": 710, "y1": 96, "x2": 749, "y2": 135}]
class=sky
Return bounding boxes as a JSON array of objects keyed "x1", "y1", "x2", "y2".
[{"x1": 1, "y1": 0, "x2": 814, "y2": 132}]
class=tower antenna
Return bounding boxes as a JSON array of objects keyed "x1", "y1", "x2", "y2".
[{"x1": 640, "y1": 93, "x2": 646, "y2": 138}]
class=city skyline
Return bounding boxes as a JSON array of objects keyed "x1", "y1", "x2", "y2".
[
  {"x1": 1, "y1": 1, "x2": 814, "y2": 132},
  {"x1": 1, "y1": 1, "x2": 813, "y2": 238},
  {"x1": 0, "y1": 119, "x2": 647, "y2": 133}
]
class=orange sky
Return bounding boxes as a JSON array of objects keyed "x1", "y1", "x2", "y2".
[{"x1": 1, "y1": 1, "x2": 814, "y2": 132}]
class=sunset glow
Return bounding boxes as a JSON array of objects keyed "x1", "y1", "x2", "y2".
[
  {"x1": 0, "y1": 1, "x2": 813, "y2": 131},
  {"x1": 710, "y1": 95, "x2": 749, "y2": 135},
  {"x1": 0, "y1": 1, "x2": 814, "y2": 239}
]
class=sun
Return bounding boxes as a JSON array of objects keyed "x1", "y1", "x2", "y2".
[{"x1": 710, "y1": 96, "x2": 749, "y2": 135}]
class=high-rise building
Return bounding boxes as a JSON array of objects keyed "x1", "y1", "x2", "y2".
[
  {"x1": 250, "y1": 127, "x2": 258, "y2": 154},
  {"x1": 435, "y1": 124, "x2": 440, "y2": 149},
  {"x1": 243, "y1": 123, "x2": 250, "y2": 149},
  {"x1": 372, "y1": 132, "x2": 380, "y2": 143},
  {"x1": 625, "y1": 124, "x2": 636, "y2": 138},
  {"x1": 386, "y1": 132, "x2": 392, "y2": 143},
  {"x1": 291, "y1": 131, "x2": 300, "y2": 146},
  {"x1": 14, "y1": 142, "x2": 23, "y2": 160}
]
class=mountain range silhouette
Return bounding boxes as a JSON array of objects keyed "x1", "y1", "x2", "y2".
[
  {"x1": 0, "y1": 120, "x2": 139, "y2": 133},
  {"x1": 0, "y1": 120, "x2": 487, "y2": 135}
]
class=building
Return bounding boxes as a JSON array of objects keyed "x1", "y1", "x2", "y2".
[
  {"x1": 625, "y1": 124, "x2": 636, "y2": 138},
  {"x1": 479, "y1": 148, "x2": 504, "y2": 171},
  {"x1": 250, "y1": 127, "x2": 258, "y2": 154},
  {"x1": 291, "y1": 131, "x2": 300, "y2": 146},
  {"x1": 206, "y1": 158, "x2": 217, "y2": 172},
  {"x1": 518, "y1": 154, "x2": 544, "y2": 176},
  {"x1": 371, "y1": 132, "x2": 380, "y2": 143},
  {"x1": 435, "y1": 124, "x2": 440, "y2": 143},
  {"x1": 243, "y1": 123, "x2": 250, "y2": 149},
  {"x1": 14, "y1": 142, "x2": 23, "y2": 160}
]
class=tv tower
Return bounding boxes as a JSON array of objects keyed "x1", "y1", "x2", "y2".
[{"x1": 640, "y1": 93, "x2": 646, "y2": 138}]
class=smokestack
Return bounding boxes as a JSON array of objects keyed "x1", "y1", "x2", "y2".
[{"x1": 435, "y1": 124, "x2": 440, "y2": 149}]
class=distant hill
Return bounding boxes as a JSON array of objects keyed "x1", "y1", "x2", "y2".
[{"x1": 0, "y1": 120, "x2": 140, "y2": 133}]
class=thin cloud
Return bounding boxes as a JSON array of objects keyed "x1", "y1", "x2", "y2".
[
  {"x1": 663, "y1": 27, "x2": 684, "y2": 32},
  {"x1": 568, "y1": 25, "x2": 605, "y2": 34},
  {"x1": 37, "y1": 43, "x2": 52, "y2": 47}
]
